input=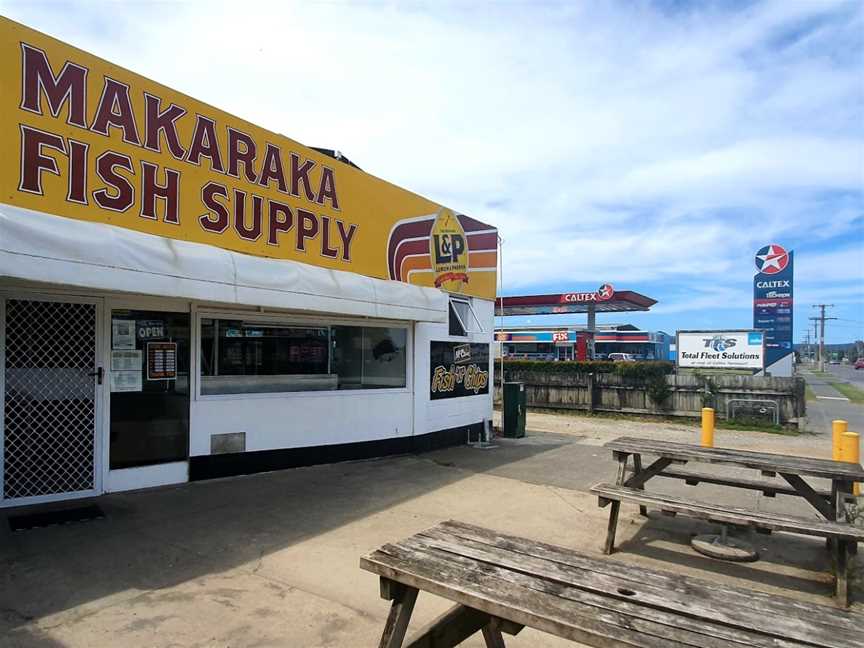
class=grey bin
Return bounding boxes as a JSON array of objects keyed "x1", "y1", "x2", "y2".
[{"x1": 502, "y1": 382, "x2": 527, "y2": 438}]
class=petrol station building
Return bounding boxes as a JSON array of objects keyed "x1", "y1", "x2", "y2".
[
  {"x1": 495, "y1": 285, "x2": 663, "y2": 360},
  {"x1": 497, "y1": 324, "x2": 672, "y2": 361},
  {"x1": 0, "y1": 19, "x2": 497, "y2": 507}
]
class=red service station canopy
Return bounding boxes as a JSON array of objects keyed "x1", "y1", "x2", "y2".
[{"x1": 495, "y1": 284, "x2": 657, "y2": 316}]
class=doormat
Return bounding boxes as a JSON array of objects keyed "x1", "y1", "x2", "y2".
[{"x1": 8, "y1": 504, "x2": 105, "y2": 532}]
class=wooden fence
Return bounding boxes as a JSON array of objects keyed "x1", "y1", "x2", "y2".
[{"x1": 494, "y1": 370, "x2": 806, "y2": 427}]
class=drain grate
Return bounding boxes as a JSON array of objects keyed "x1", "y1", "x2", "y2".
[{"x1": 8, "y1": 504, "x2": 105, "y2": 532}]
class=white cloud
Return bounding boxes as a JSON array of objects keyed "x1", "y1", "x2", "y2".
[
  {"x1": 3, "y1": 0, "x2": 862, "y2": 327},
  {"x1": 794, "y1": 245, "x2": 864, "y2": 286}
]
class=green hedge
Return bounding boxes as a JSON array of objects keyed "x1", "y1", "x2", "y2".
[{"x1": 501, "y1": 359, "x2": 674, "y2": 379}]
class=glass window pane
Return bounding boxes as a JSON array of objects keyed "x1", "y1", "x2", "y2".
[
  {"x1": 332, "y1": 325, "x2": 364, "y2": 390},
  {"x1": 200, "y1": 318, "x2": 216, "y2": 376},
  {"x1": 200, "y1": 319, "x2": 335, "y2": 394},
  {"x1": 362, "y1": 327, "x2": 406, "y2": 389},
  {"x1": 449, "y1": 302, "x2": 467, "y2": 336},
  {"x1": 453, "y1": 300, "x2": 470, "y2": 325},
  {"x1": 217, "y1": 322, "x2": 328, "y2": 376},
  {"x1": 201, "y1": 319, "x2": 407, "y2": 395},
  {"x1": 110, "y1": 310, "x2": 189, "y2": 469}
]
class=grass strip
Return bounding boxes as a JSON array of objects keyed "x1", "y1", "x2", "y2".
[
  {"x1": 716, "y1": 419, "x2": 794, "y2": 435},
  {"x1": 828, "y1": 381, "x2": 864, "y2": 405}
]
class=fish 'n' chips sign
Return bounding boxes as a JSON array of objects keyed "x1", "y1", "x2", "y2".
[
  {"x1": 430, "y1": 341, "x2": 490, "y2": 400},
  {"x1": 0, "y1": 18, "x2": 498, "y2": 300}
]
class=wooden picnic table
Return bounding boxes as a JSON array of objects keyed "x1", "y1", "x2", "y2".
[
  {"x1": 360, "y1": 519, "x2": 864, "y2": 647},
  {"x1": 603, "y1": 435, "x2": 864, "y2": 522},
  {"x1": 593, "y1": 436, "x2": 864, "y2": 605}
]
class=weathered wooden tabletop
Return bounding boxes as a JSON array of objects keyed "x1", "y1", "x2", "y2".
[
  {"x1": 360, "y1": 519, "x2": 864, "y2": 647},
  {"x1": 598, "y1": 435, "x2": 863, "y2": 607},
  {"x1": 605, "y1": 436, "x2": 864, "y2": 482}
]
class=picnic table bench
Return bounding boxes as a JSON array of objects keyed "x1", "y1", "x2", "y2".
[
  {"x1": 360, "y1": 520, "x2": 864, "y2": 647},
  {"x1": 590, "y1": 436, "x2": 864, "y2": 606}
]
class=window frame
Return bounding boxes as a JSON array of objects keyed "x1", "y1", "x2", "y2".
[
  {"x1": 448, "y1": 297, "x2": 483, "y2": 337},
  {"x1": 194, "y1": 308, "x2": 412, "y2": 401},
  {"x1": 103, "y1": 296, "x2": 192, "y2": 488}
]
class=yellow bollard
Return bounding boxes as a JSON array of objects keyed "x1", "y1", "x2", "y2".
[
  {"x1": 838, "y1": 431, "x2": 861, "y2": 496},
  {"x1": 701, "y1": 407, "x2": 715, "y2": 448},
  {"x1": 832, "y1": 420, "x2": 848, "y2": 461}
]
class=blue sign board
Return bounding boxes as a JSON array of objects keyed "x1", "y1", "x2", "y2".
[{"x1": 753, "y1": 244, "x2": 793, "y2": 370}]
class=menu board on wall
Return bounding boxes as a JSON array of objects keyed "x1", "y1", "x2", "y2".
[
  {"x1": 147, "y1": 342, "x2": 177, "y2": 380},
  {"x1": 430, "y1": 342, "x2": 490, "y2": 400}
]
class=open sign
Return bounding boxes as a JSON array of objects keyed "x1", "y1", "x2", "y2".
[{"x1": 137, "y1": 320, "x2": 165, "y2": 340}]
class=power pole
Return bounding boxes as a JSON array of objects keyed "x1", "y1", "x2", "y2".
[
  {"x1": 808, "y1": 318, "x2": 824, "y2": 365},
  {"x1": 808, "y1": 318, "x2": 819, "y2": 366},
  {"x1": 811, "y1": 304, "x2": 837, "y2": 372},
  {"x1": 803, "y1": 332, "x2": 811, "y2": 363}
]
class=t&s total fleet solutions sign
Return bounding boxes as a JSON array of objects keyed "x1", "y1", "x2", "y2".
[
  {"x1": 677, "y1": 330, "x2": 765, "y2": 370},
  {"x1": 753, "y1": 244, "x2": 794, "y2": 376}
]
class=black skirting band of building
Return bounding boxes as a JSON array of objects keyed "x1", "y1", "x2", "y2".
[{"x1": 189, "y1": 422, "x2": 484, "y2": 482}]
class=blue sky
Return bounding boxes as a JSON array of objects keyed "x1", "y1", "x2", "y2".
[{"x1": 3, "y1": 0, "x2": 862, "y2": 343}]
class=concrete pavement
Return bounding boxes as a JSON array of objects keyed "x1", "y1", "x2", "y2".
[{"x1": 0, "y1": 413, "x2": 861, "y2": 647}]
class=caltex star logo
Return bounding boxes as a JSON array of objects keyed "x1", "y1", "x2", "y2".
[
  {"x1": 597, "y1": 283, "x2": 615, "y2": 300},
  {"x1": 754, "y1": 244, "x2": 789, "y2": 275}
]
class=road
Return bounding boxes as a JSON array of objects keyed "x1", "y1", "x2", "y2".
[
  {"x1": 799, "y1": 367, "x2": 864, "y2": 434},
  {"x1": 823, "y1": 362, "x2": 864, "y2": 386}
]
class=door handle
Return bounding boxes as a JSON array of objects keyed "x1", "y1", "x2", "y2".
[{"x1": 88, "y1": 367, "x2": 104, "y2": 385}]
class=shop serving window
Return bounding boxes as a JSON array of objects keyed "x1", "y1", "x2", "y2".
[
  {"x1": 200, "y1": 318, "x2": 407, "y2": 395},
  {"x1": 448, "y1": 298, "x2": 482, "y2": 336}
]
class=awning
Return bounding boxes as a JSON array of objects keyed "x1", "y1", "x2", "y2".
[
  {"x1": 496, "y1": 289, "x2": 656, "y2": 316},
  {"x1": 0, "y1": 204, "x2": 447, "y2": 322}
]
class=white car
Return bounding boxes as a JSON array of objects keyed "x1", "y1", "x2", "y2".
[{"x1": 608, "y1": 352, "x2": 636, "y2": 362}]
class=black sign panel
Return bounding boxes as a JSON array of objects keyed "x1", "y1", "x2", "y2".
[{"x1": 430, "y1": 342, "x2": 490, "y2": 400}]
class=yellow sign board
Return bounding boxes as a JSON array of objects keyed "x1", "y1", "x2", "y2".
[{"x1": 0, "y1": 17, "x2": 497, "y2": 300}]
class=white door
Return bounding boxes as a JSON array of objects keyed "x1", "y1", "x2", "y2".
[{"x1": 1, "y1": 296, "x2": 104, "y2": 506}]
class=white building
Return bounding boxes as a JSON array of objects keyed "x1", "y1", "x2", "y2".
[{"x1": 0, "y1": 18, "x2": 497, "y2": 507}]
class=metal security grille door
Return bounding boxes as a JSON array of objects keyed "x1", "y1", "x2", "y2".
[{"x1": 2, "y1": 299, "x2": 100, "y2": 503}]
